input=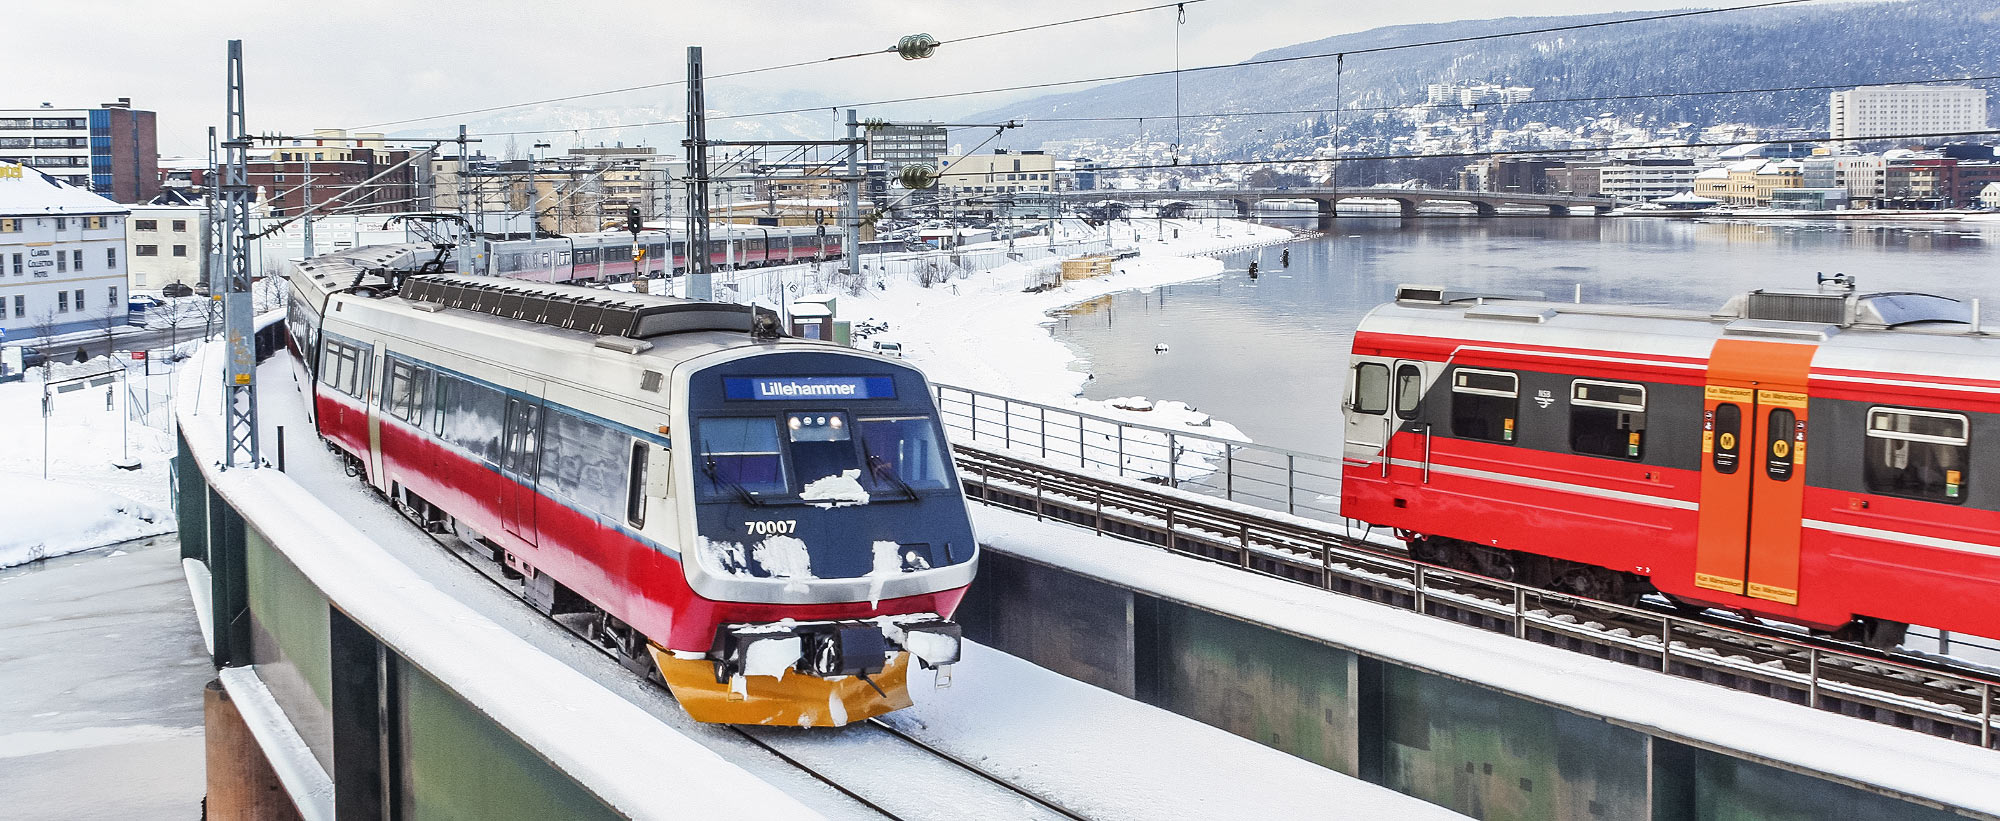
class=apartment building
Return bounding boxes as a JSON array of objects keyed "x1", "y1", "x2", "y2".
[
  {"x1": 0, "y1": 99, "x2": 158, "y2": 203},
  {"x1": 0, "y1": 162, "x2": 130, "y2": 339}
]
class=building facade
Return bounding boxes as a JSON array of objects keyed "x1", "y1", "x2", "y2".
[
  {"x1": 1829, "y1": 85, "x2": 1988, "y2": 142},
  {"x1": 0, "y1": 162, "x2": 130, "y2": 340},
  {"x1": 127, "y1": 204, "x2": 207, "y2": 292},
  {"x1": 251, "y1": 130, "x2": 417, "y2": 217},
  {"x1": 866, "y1": 123, "x2": 948, "y2": 173},
  {"x1": 0, "y1": 99, "x2": 159, "y2": 203},
  {"x1": 936, "y1": 150, "x2": 1058, "y2": 216},
  {"x1": 1598, "y1": 161, "x2": 1701, "y2": 202}
]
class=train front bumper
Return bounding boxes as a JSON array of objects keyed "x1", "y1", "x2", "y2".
[{"x1": 651, "y1": 615, "x2": 962, "y2": 727}]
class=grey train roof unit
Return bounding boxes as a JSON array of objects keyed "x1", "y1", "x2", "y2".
[{"x1": 400, "y1": 275, "x2": 781, "y2": 339}]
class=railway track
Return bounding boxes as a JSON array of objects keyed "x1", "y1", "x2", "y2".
[
  {"x1": 951, "y1": 441, "x2": 2000, "y2": 751},
  {"x1": 381, "y1": 491, "x2": 1084, "y2": 821}
]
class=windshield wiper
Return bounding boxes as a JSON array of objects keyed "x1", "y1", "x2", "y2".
[
  {"x1": 701, "y1": 452, "x2": 765, "y2": 507},
  {"x1": 860, "y1": 438, "x2": 921, "y2": 502}
]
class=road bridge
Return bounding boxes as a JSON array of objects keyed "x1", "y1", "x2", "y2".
[{"x1": 1058, "y1": 186, "x2": 1613, "y2": 225}]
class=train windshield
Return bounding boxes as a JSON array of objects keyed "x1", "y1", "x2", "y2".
[{"x1": 694, "y1": 411, "x2": 951, "y2": 502}]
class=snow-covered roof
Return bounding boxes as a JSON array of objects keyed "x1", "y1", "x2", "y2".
[
  {"x1": 1727, "y1": 159, "x2": 1767, "y2": 172},
  {"x1": 1693, "y1": 167, "x2": 1729, "y2": 179},
  {"x1": 0, "y1": 163, "x2": 129, "y2": 216},
  {"x1": 1658, "y1": 191, "x2": 1719, "y2": 204}
]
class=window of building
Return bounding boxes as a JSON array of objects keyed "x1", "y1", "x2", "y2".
[
  {"x1": 1450, "y1": 368, "x2": 1518, "y2": 443},
  {"x1": 55, "y1": 252, "x2": 65, "y2": 273},
  {"x1": 54, "y1": 217, "x2": 65, "y2": 231},
  {"x1": 1864, "y1": 407, "x2": 1969, "y2": 503},
  {"x1": 135, "y1": 245, "x2": 158, "y2": 257},
  {"x1": 1570, "y1": 380, "x2": 1647, "y2": 459},
  {"x1": 74, "y1": 289, "x2": 83, "y2": 311},
  {"x1": 58, "y1": 291, "x2": 68, "y2": 312},
  {"x1": 0, "y1": 219, "x2": 16, "y2": 233},
  {"x1": 108, "y1": 286, "x2": 118, "y2": 307},
  {"x1": 106, "y1": 248, "x2": 115, "y2": 268},
  {"x1": 172, "y1": 245, "x2": 187, "y2": 257},
  {"x1": 1351, "y1": 362, "x2": 1389, "y2": 415},
  {"x1": 86, "y1": 216, "x2": 103, "y2": 230},
  {"x1": 172, "y1": 220, "x2": 187, "y2": 232},
  {"x1": 11, "y1": 295, "x2": 21, "y2": 318},
  {"x1": 10, "y1": 253, "x2": 20, "y2": 275},
  {"x1": 71, "y1": 250, "x2": 81, "y2": 271}
]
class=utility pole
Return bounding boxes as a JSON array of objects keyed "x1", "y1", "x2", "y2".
[
  {"x1": 684, "y1": 45, "x2": 714, "y2": 301},
  {"x1": 301, "y1": 150, "x2": 315, "y2": 258},
  {"x1": 202, "y1": 127, "x2": 219, "y2": 293},
  {"x1": 456, "y1": 124, "x2": 471, "y2": 271},
  {"x1": 843, "y1": 109, "x2": 861, "y2": 280},
  {"x1": 220, "y1": 40, "x2": 260, "y2": 468}
]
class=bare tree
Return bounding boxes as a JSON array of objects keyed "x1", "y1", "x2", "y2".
[{"x1": 31, "y1": 308, "x2": 58, "y2": 377}]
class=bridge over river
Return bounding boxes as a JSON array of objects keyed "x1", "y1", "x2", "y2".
[{"x1": 1058, "y1": 186, "x2": 1613, "y2": 224}]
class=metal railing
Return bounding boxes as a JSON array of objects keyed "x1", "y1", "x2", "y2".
[{"x1": 933, "y1": 383, "x2": 1344, "y2": 521}]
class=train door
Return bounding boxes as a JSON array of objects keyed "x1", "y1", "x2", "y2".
[
  {"x1": 500, "y1": 386, "x2": 544, "y2": 546},
  {"x1": 1344, "y1": 361, "x2": 1393, "y2": 470},
  {"x1": 366, "y1": 342, "x2": 387, "y2": 489},
  {"x1": 1390, "y1": 360, "x2": 1428, "y2": 480},
  {"x1": 1693, "y1": 339, "x2": 1815, "y2": 606}
]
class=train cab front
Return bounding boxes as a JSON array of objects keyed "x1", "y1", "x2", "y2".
[{"x1": 652, "y1": 351, "x2": 978, "y2": 726}]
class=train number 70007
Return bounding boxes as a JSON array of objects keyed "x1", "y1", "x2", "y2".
[{"x1": 744, "y1": 520, "x2": 798, "y2": 537}]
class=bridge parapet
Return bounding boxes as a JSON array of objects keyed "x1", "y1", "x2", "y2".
[{"x1": 173, "y1": 346, "x2": 813, "y2": 820}]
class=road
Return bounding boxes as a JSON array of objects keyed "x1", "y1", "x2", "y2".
[{"x1": 29, "y1": 320, "x2": 218, "y2": 364}]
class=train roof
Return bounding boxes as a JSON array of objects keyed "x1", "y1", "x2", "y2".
[
  {"x1": 400, "y1": 275, "x2": 779, "y2": 340},
  {"x1": 1360, "y1": 283, "x2": 1999, "y2": 385},
  {"x1": 289, "y1": 243, "x2": 438, "y2": 301}
]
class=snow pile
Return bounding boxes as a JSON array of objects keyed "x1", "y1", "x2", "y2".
[
  {"x1": 798, "y1": 469, "x2": 868, "y2": 507},
  {"x1": 0, "y1": 476, "x2": 169, "y2": 568}
]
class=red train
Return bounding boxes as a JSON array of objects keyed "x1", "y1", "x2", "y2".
[{"x1": 1341, "y1": 283, "x2": 1998, "y2": 647}]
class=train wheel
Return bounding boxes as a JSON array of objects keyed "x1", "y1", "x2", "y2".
[{"x1": 1832, "y1": 616, "x2": 1909, "y2": 651}]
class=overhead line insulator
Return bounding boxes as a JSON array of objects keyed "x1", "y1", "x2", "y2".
[{"x1": 896, "y1": 33, "x2": 939, "y2": 60}]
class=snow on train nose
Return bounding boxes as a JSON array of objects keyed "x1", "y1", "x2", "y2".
[{"x1": 650, "y1": 616, "x2": 963, "y2": 727}]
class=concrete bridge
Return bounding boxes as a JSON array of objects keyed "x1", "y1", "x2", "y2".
[{"x1": 1061, "y1": 186, "x2": 1613, "y2": 226}]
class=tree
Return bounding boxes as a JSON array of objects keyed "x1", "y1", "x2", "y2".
[{"x1": 31, "y1": 308, "x2": 57, "y2": 378}]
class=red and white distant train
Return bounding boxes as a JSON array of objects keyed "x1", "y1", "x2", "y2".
[
  {"x1": 1341, "y1": 283, "x2": 1998, "y2": 647},
  {"x1": 287, "y1": 246, "x2": 975, "y2": 725}
]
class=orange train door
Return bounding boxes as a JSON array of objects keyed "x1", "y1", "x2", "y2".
[{"x1": 1693, "y1": 339, "x2": 1817, "y2": 606}]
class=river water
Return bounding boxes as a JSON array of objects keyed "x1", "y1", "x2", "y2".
[{"x1": 1053, "y1": 214, "x2": 2000, "y2": 456}]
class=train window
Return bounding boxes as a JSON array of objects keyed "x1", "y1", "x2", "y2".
[
  {"x1": 859, "y1": 416, "x2": 952, "y2": 491},
  {"x1": 1765, "y1": 408, "x2": 1798, "y2": 481},
  {"x1": 437, "y1": 375, "x2": 505, "y2": 465},
  {"x1": 626, "y1": 442, "x2": 648, "y2": 528},
  {"x1": 1864, "y1": 407, "x2": 1970, "y2": 503},
  {"x1": 697, "y1": 417, "x2": 790, "y2": 498},
  {"x1": 1352, "y1": 363, "x2": 1388, "y2": 415},
  {"x1": 320, "y1": 340, "x2": 365, "y2": 399},
  {"x1": 1394, "y1": 364, "x2": 1423, "y2": 420},
  {"x1": 1712, "y1": 403, "x2": 1742, "y2": 474},
  {"x1": 540, "y1": 409, "x2": 628, "y2": 516},
  {"x1": 382, "y1": 359, "x2": 430, "y2": 424},
  {"x1": 1450, "y1": 368, "x2": 1518, "y2": 443},
  {"x1": 788, "y1": 412, "x2": 859, "y2": 483},
  {"x1": 1570, "y1": 380, "x2": 1646, "y2": 460},
  {"x1": 502, "y1": 401, "x2": 542, "y2": 478}
]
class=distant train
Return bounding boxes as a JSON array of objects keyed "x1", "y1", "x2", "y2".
[
  {"x1": 286, "y1": 245, "x2": 976, "y2": 726},
  {"x1": 458, "y1": 224, "x2": 844, "y2": 284},
  {"x1": 1341, "y1": 283, "x2": 1998, "y2": 648}
]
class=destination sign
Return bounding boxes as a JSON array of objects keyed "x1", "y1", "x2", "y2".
[{"x1": 725, "y1": 376, "x2": 896, "y2": 401}]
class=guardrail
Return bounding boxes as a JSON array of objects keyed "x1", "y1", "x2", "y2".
[
  {"x1": 932, "y1": 383, "x2": 1344, "y2": 521},
  {"x1": 173, "y1": 345, "x2": 813, "y2": 820}
]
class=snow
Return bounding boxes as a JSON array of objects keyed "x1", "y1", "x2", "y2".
[
  {"x1": 888, "y1": 642, "x2": 1470, "y2": 820},
  {"x1": 0, "y1": 357, "x2": 180, "y2": 567},
  {"x1": 799, "y1": 469, "x2": 869, "y2": 507},
  {"x1": 867, "y1": 539, "x2": 902, "y2": 608},
  {"x1": 968, "y1": 506, "x2": 2000, "y2": 815},
  {"x1": 754, "y1": 534, "x2": 815, "y2": 582},
  {"x1": 742, "y1": 636, "x2": 804, "y2": 679},
  {"x1": 0, "y1": 476, "x2": 166, "y2": 568},
  {"x1": 175, "y1": 344, "x2": 822, "y2": 819}
]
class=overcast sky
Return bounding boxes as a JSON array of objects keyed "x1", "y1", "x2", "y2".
[{"x1": 24, "y1": 0, "x2": 1753, "y2": 156}]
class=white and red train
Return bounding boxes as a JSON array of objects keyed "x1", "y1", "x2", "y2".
[
  {"x1": 1342, "y1": 283, "x2": 1998, "y2": 647},
  {"x1": 287, "y1": 245, "x2": 974, "y2": 725},
  {"x1": 458, "y1": 225, "x2": 845, "y2": 284}
]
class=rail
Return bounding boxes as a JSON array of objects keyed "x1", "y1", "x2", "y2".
[
  {"x1": 932, "y1": 383, "x2": 1344, "y2": 521},
  {"x1": 946, "y1": 440, "x2": 2000, "y2": 751}
]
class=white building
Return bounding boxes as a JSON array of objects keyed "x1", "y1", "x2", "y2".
[
  {"x1": 128, "y1": 204, "x2": 206, "y2": 292},
  {"x1": 1981, "y1": 182, "x2": 2000, "y2": 210},
  {"x1": 1829, "y1": 85, "x2": 1988, "y2": 143},
  {"x1": 0, "y1": 161, "x2": 129, "y2": 340},
  {"x1": 1598, "y1": 164, "x2": 1703, "y2": 202}
]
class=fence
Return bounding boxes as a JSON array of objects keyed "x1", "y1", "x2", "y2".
[{"x1": 932, "y1": 383, "x2": 1344, "y2": 521}]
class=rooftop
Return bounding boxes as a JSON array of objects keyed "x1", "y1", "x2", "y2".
[{"x1": 0, "y1": 163, "x2": 129, "y2": 216}]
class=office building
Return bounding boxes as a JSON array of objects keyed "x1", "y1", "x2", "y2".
[
  {"x1": 0, "y1": 162, "x2": 130, "y2": 339},
  {"x1": 1829, "y1": 85, "x2": 1988, "y2": 142},
  {"x1": 0, "y1": 99, "x2": 159, "y2": 203}
]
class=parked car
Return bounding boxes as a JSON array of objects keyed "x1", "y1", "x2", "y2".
[
  {"x1": 161, "y1": 282, "x2": 195, "y2": 298},
  {"x1": 128, "y1": 295, "x2": 164, "y2": 325},
  {"x1": 871, "y1": 340, "x2": 904, "y2": 358}
]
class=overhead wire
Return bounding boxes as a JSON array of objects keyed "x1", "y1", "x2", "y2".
[
  {"x1": 350, "y1": 0, "x2": 1208, "y2": 131},
  {"x1": 428, "y1": 0, "x2": 1831, "y2": 140}
]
